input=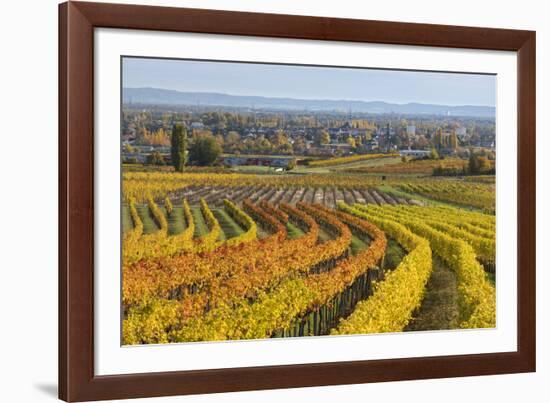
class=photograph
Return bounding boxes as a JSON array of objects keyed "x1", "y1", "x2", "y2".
[{"x1": 121, "y1": 57, "x2": 497, "y2": 345}]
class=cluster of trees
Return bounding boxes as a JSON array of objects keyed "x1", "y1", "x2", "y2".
[
  {"x1": 217, "y1": 129, "x2": 298, "y2": 155},
  {"x1": 136, "y1": 127, "x2": 171, "y2": 146},
  {"x1": 214, "y1": 131, "x2": 293, "y2": 155},
  {"x1": 468, "y1": 152, "x2": 493, "y2": 174},
  {"x1": 169, "y1": 124, "x2": 222, "y2": 171},
  {"x1": 140, "y1": 124, "x2": 223, "y2": 170},
  {"x1": 431, "y1": 149, "x2": 494, "y2": 177},
  {"x1": 432, "y1": 129, "x2": 459, "y2": 151}
]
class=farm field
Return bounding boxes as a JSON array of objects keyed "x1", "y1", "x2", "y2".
[
  {"x1": 348, "y1": 157, "x2": 467, "y2": 174},
  {"x1": 120, "y1": 56, "x2": 498, "y2": 346},
  {"x1": 121, "y1": 168, "x2": 496, "y2": 345},
  {"x1": 346, "y1": 157, "x2": 495, "y2": 175}
]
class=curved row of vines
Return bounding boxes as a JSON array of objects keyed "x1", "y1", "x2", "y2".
[{"x1": 121, "y1": 193, "x2": 496, "y2": 344}]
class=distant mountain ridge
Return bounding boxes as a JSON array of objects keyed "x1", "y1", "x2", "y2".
[{"x1": 123, "y1": 87, "x2": 495, "y2": 118}]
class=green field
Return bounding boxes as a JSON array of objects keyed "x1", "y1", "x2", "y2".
[
  {"x1": 350, "y1": 234, "x2": 368, "y2": 255},
  {"x1": 161, "y1": 206, "x2": 186, "y2": 235},
  {"x1": 212, "y1": 208, "x2": 246, "y2": 241},
  {"x1": 136, "y1": 205, "x2": 160, "y2": 234},
  {"x1": 190, "y1": 206, "x2": 209, "y2": 238},
  {"x1": 329, "y1": 156, "x2": 402, "y2": 170},
  {"x1": 122, "y1": 205, "x2": 132, "y2": 235},
  {"x1": 286, "y1": 221, "x2": 305, "y2": 240}
]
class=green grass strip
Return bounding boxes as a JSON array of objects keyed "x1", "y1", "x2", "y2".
[
  {"x1": 190, "y1": 206, "x2": 209, "y2": 238},
  {"x1": 349, "y1": 234, "x2": 368, "y2": 255},
  {"x1": 136, "y1": 204, "x2": 160, "y2": 234},
  {"x1": 163, "y1": 206, "x2": 186, "y2": 236},
  {"x1": 286, "y1": 221, "x2": 305, "y2": 240},
  {"x1": 122, "y1": 204, "x2": 133, "y2": 235},
  {"x1": 317, "y1": 227, "x2": 332, "y2": 243},
  {"x1": 212, "y1": 208, "x2": 245, "y2": 241}
]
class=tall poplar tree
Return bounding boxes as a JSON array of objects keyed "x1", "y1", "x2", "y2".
[{"x1": 171, "y1": 123, "x2": 187, "y2": 172}]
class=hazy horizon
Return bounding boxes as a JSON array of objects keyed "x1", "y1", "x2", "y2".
[
  {"x1": 123, "y1": 57, "x2": 496, "y2": 107},
  {"x1": 123, "y1": 85, "x2": 496, "y2": 108}
]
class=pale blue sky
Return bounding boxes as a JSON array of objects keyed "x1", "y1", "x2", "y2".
[{"x1": 123, "y1": 57, "x2": 496, "y2": 107}]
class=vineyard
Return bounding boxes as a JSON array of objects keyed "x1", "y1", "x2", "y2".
[
  {"x1": 307, "y1": 153, "x2": 399, "y2": 168},
  {"x1": 121, "y1": 170, "x2": 496, "y2": 345},
  {"x1": 348, "y1": 157, "x2": 469, "y2": 174}
]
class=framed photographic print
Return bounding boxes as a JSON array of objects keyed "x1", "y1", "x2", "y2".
[{"x1": 59, "y1": 1, "x2": 536, "y2": 401}]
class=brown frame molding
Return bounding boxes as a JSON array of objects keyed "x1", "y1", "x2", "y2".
[{"x1": 59, "y1": 1, "x2": 536, "y2": 401}]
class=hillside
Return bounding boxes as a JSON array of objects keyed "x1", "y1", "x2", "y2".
[{"x1": 123, "y1": 87, "x2": 495, "y2": 118}]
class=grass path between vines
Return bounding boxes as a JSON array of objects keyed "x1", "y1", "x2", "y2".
[
  {"x1": 286, "y1": 222, "x2": 304, "y2": 239},
  {"x1": 317, "y1": 227, "x2": 332, "y2": 243},
  {"x1": 212, "y1": 208, "x2": 245, "y2": 241},
  {"x1": 160, "y1": 206, "x2": 186, "y2": 235},
  {"x1": 136, "y1": 205, "x2": 160, "y2": 234},
  {"x1": 350, "y1": 235, "x2": 368, "y2": 255},
  {"x1": 122, "y1": 204, "x2": 132, "y2": 235},
  {"x1": 405, "y1": 256, "x2": 460, "y2": 332},
  {"x1": 190, "y1": 206, "x2": 209, "y2": 238}
]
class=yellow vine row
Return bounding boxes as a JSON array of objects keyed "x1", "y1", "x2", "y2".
[
  {"x1": 355, "y1": 204, "x2": 495, "y2": 329},
  {"x1": 122, "y1": 198, "x2": 195, "y2": 265},
  {"x1": 222, "y1": 199, "x2": 257, "y2": 247},
  {"x1": 364, "y1": 205, "x2": 495, "y2": 264},
  {"x1": 332, "y1": 202, "x2": 432, "y2": 334}
]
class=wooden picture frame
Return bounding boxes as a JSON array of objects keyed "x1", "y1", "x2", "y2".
[{"x1": 59, "y1": 1, "x2": 536, "y2": 401}]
